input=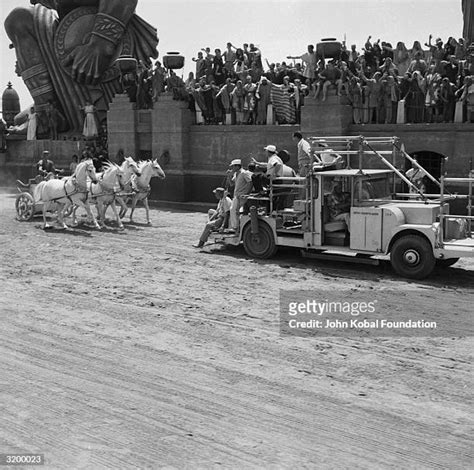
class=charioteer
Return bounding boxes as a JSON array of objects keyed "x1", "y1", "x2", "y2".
[{"x1": 36, "y1": 150, "x2": 57, "y2": 178}]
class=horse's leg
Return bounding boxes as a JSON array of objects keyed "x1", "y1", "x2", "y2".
[
  {"x1": 96, "y1": 199, "x2": 106, "y2": 228},
  {"x1": 102, "y1": 201, "x2": 109, "y2": 221},
  {"x1": 68, "y1": 203, "x2": 81, "y2": 226},
  {"x1": 117, "y1": 196, "x2": 128, "y2": 219},
  {"x1": 129, "y1": 195, "x2": 138, "y2": 223},
  {"x1": 42, "y1": 201, "x2": 50, "y2": 229},
  {"x1": 117, "y1": 197, "x2": 129, "y2": 219},
  {"x1": 95, "y1": 198, "x2": 101, "y2": 227},
  {"x1": 110, "y1": 200, "x2": 124, "y2": 230},
  {"x1": 71, "y1": 204, "x2": 78, "y2": 226},
  {"x1": 81, "y1": 201, "x2": 101, "y2": 229},
  {"x1": 143, "y1": 197, "x2": 151, "y2": 225},
  {"x1": 57, "y1": 202, "x2": 68, "y2": 229}
]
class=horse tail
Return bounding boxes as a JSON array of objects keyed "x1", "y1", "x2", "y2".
[{"x1": 33, "y1": 181, "x2": 46, "y2": 203}]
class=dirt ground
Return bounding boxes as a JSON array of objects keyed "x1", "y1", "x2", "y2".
[{"x1": 0, "y1": 191, "x2": 473, "y2": 469}]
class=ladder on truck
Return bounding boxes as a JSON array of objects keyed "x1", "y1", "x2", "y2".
[{"x1": 439, "y1": 171, "x2": 474, "y2": 244}]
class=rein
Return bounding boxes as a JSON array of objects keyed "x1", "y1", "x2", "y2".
[{"x1": 89, "y1": 172, "x2": 123, "y2": 199}]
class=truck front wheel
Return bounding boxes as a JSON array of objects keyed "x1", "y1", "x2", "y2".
[
  {"x1": 242, "y1": 222, "x2": 277, "y2": 259},
  {"x1": 390, "y1": 235, "x2": 436, "y2": 279}
]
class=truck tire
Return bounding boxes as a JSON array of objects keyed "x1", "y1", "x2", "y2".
[
  {"x1": 242, "y1": 222, "x2": 277, "y2": 259},
  {"x1": 390, "y1": 235, "x2": 436, "y2": 279}
]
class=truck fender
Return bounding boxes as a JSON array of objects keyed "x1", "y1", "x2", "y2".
[{"x1": 386, "y1": 226, "x2": 437, "y2": 254}]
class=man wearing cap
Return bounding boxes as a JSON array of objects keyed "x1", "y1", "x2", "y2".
[
  {"x1": 252, "y1": 145, "x2": 286, "y2": 178},
  {"x1": 36, "y1": 151, "x2": 56, "y2": 178},
  {"x1": 252, "y1": 145, "x2": 296, "y2": 209},
  {"x1": 229, "y1": 158, "x2": 253, "y2": 232},
  {"x1": 194, "y1": 187, "x2": 232, "y2": 248}
]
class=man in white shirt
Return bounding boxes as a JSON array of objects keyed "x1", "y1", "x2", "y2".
[
  {"x1": 229, "y1": 159, "x2": 253, "y2": 231},
  {"x1": 252, "y1": 145, "x2": 296, "y2": 209},
  {"x1": 406, "y1": 160, "x2": 428, "y2": 194},
  {"x1": 194, "y1": 187, "x2": 232, "y2": 247},
  {"x1": 292, "y1": 132, "x2": 317, "y2": 176}
]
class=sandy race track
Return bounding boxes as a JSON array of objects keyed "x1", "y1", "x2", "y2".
[{"x1": 0, "y1": 191, "x2": 473, "y2": 469}]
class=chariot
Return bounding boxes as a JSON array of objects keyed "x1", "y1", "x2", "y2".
[
  {"x1": 15, "y1": 176, "x2": 46, "y2": 221},
  {"x1": 15, "y1": 174, "x2": 68, "y2": 221}
]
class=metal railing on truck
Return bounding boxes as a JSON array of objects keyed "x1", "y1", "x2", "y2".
[
  {"x1": 439, "y1": 171, "x2": 474, "y2": 243},
  {"x1": 307, "y1": 135, "x2": 445, "y2": 200}
]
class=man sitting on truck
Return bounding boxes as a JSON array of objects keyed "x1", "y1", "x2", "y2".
[
  {"x1": 194, "y1": 187, "x2": 232, "y2": 248},
  {"x1": 327, "y1": 179, "x2": 351, "y2": 231}
]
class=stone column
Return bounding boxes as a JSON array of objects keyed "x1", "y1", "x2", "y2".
[
  {"x1": 107, "y1": 94, "x2": 137, "y2": 160},
  {"x1": 300, "y1": 94, "x2": 353, "y2": 136},
  {"x1": 151, "y1": 92, "x2": 193, "y2": 201}
]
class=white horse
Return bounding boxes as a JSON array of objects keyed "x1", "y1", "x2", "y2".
[
  {"x1": 70, "y1": 162, "x2": 125, "y2": 229},
  {"x1": 128, "y1": 159, "x2": 166, "y2": 224},
  {"x1": 33, "y1": 158, "x2": 99, "y2": 229},
  {"x1": 109, "y1": 157, "x2": 142, "y2": 219}
]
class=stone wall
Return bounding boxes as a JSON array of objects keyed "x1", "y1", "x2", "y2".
[{"x1": 3, "y1": 91, "x2": 473, "y2": 204}]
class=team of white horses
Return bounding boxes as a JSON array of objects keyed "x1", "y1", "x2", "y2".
[{"x1": 33, "y1": 157, "x2": 166, "y2": 230}]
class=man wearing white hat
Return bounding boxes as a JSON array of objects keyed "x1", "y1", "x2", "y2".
[
  {"x1": 252, "y1": 144, "x2": 295, "y2": 178},
  {"x1": 194, "y1": 187, "x2": 232, "y2": 248},
  {"x1": 228, "y1": 158, "x2": 253, "y2": 232}
]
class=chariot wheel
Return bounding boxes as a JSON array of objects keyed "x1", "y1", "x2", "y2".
[
  {"x1": 242, "y1": 222, "x2": 277, "y2": 259},
  {"x1": 390, "y1": 235, "x2": 435, "y2": 279},
  {"x1": 15, "y1": 193, "x2": 36, "y2": 221}
]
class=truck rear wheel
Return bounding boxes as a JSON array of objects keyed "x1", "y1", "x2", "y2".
[
  {"x1": 390, "y1": 235, "x2": 436, "y2": 279},
  {"x1": 242, "y1": 222, "x2": 277, "y2": 259}
]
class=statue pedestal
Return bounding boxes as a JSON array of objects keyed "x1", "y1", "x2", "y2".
[
  {"x1": 151, "y1": 93, "x2": 193, "y2": 201},
  {"x1": 301, "y1": 94, "x2": 353, "y2": 136},
  {"x1": 107, "y1": 94, "x2": 137, "y2": 160}
]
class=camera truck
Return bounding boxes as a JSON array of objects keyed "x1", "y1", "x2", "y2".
[{"x1": 214, "y1": 136, "x2": 474, "y2": 279}]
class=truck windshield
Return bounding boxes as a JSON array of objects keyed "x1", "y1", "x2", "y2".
[{"x1": 354, "y1": 177, "x2": 391, "y2": 201}]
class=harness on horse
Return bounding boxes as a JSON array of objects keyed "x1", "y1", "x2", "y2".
[
  {"x1": 132, "y1": 181, "x2": 151, "y2": 197},
  {"x1": 89, "y1": 174, "x2": 124, "y2": 201},
  {"x1": 61, "y1": 176, "x2": 89, "y2": 203}
]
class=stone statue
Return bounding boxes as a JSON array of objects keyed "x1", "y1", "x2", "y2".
[
  {"x1": 5, "y1": 1, "x2": 158, "y2": 134},
  {"x1": 463, "y1": 0, "x2": 474, "y2": 45}
]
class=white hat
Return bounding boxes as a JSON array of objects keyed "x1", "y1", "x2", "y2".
[
  {"x1": 264, "y1": 145, "x2": 277, "y2": 153},
  {"x1": 230, "y1": 159, "x2": 242, "y2": 166}
]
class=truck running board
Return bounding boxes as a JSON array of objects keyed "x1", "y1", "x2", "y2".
[{"x1": 301, "y1": 250, "x2": 380, "y2": 265}]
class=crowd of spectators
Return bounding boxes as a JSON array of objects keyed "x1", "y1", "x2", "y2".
[
  {"x1": 339, "y1": 35, "x2": 474, "y2": 124},
  {"x1": 131, "y1": 35, "x2": 474, "y2": 126}
]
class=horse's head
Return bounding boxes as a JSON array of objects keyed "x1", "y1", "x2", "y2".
[
  {"x1": 124, "y1": 156, "x2": 142, "y2": 177},
  {"x1": 75, "y1": 158, "x2": 98, "y2": 184},
  {"x1": 152, "y1": 158, "x2": 166, "y2": 179},
  {"x1": 86, "y1": 160, "x2": 98, "y2": 183},
  {"x1": 101, "y1": 162, "x2": 124, "y2": 191}
]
